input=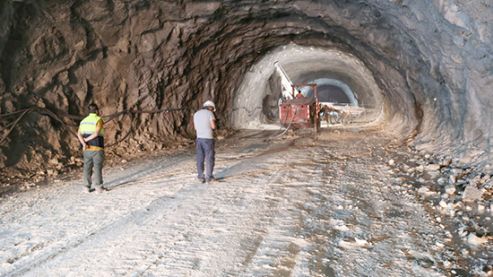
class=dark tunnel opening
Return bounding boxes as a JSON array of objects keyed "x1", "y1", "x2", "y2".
[{"x1": 317, "y1": 84, "x2": 351, "y2": 104}]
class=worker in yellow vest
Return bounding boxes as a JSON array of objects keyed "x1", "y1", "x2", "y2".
[{"x1": 77, "y1": 103, "x2": 106, "y2": 193}]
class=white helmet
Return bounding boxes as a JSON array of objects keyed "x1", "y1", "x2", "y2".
[{"x1": 203, "y1": 100, "x2": 216, "y2": 111}]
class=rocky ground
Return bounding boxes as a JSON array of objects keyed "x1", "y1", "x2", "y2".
[
  {"x1": 0, "y1": 128, "x2": 491, "y2": 276},
  {"x1": 386, "y1": 141, "x2": 493, "y2": 275},
  {"x1": 0, "y1": 134, "x2": 198, "y2": 196}
]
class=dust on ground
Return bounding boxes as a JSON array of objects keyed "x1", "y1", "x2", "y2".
[{"x1": 0, "y1": 128, "x2": 490, "y2": 276}]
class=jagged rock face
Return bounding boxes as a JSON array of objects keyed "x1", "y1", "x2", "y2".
[{"x1": 0, "y1": 0, "x2": 492, "y2": 175}]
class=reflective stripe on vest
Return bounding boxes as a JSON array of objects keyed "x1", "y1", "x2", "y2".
[{"x1": 79, "y1": 113, "x2": 104, "y2": 148}]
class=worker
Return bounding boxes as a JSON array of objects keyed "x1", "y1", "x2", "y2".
[
  {"x1": 295, "y1": 90, "x2": 304, "y2": 99},
  {"x1": 193, "y1": 100, "x2": 216, "y2": 183},
  {"x1": 77, "y1": 103, "x2": 106, "y2": 193}
]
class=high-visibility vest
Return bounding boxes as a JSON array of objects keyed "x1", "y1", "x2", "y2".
[{"x1": 79, "y1": 113, "x2": 104, "y2": 148}]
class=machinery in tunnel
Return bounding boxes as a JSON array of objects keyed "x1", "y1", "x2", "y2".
[
  {"x1": 232, "y1": 45, "x2": 385, "y2": 130},
  {"x1": 305, "y1": 78, "x2": 366, "y2": 125},
  {"x1": 278, "y1": 83, "x2": 320, "y2": 131},
  {"x1": 275, "y1": 62, "x2": 321, "y2": 131},
  {"x1": 273, "y1": 61, "x2": 365, "y2": 129}
]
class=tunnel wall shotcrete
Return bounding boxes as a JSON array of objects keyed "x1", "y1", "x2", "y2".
[{"x1": 0, "y1": 0, "x2": 491, "y2": 180}]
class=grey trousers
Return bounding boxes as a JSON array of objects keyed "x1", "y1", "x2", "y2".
[
  {"x1": 196, "y1": 138, "x2": 215, "y2": 180},
  {"x1": 83, "y1": 150, "x2": 104, "y2": 188}
]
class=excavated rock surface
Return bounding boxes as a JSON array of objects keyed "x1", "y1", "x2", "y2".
[{"x1": 0, "y1": 0, "x2": 492, "y2": 183}]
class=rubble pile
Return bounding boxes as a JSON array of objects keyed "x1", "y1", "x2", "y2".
[{"x1": 387, "y1": 147, "x2": 493, "y2": 275}]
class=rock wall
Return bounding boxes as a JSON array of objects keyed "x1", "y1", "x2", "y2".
[{"x1": 0, "y1": 0, "x2": 492, "y2": 178}]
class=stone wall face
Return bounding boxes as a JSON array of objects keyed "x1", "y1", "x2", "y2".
[{"x1": 0, "y1": 0, "x2": 491, "y2": 175}]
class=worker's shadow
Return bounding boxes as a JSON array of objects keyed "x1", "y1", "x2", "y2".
[
  {"x1": 103, "y1": 179, "x2": 137, "y2": 190},
  {"x1": 102, "y1": 159, "x2": 253, "y2": 189},
  {"x1": 214, "y1": 160, "x2": 255, "y2": 181}
]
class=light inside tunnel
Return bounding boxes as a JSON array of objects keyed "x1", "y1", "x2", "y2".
[
  {"x1": 296, "y1": 78, "x2": 358, "y2": 106},
  {"x1": 232, "y1": 44, "x2": 385, "y2": 129}
]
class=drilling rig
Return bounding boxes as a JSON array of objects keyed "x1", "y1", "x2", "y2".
[{"x1": 275, "y1": 62, "x2": 320, "y2": 132}]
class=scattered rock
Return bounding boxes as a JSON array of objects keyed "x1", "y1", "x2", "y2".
[
  {"x1": 439, "y1": 200, "x2": 448, "y2": 209},
  {"x1": 466, "y1": 233, "x2": 488, "y2": 247},
  {"x1": 418, "y1": 186, "x2": 435, "y2": 197},
  {"x1": 450, "y1": 168, "x2": 464, "y2": 178},
  {"x1": 439, "y1": 158, "x2": 452, "y2": 167},
  {"x1": 445, "y1": 185, "x2": 456, "y2": 195},
  {"x1": 48, "y1": 158, "x2": 60, "y2": 165},
  {"x1": 425, "y1": 163, "x2": 441, "y2": 172},
  {"x1": 442, "y1": 260, "x2": 451, "y2": 268},
  {"x1": 338, "y1": 237, "x2": 371, "y2": 249},
  {"x1": 463, "y1": 185, "x2": 484, "y2": 202},
  {"x1": 483, "y1": 179, "x2": 493, "y2": 189},
  {"x1": 437, "y1": 177, "x2": 448, "y2": 186}
]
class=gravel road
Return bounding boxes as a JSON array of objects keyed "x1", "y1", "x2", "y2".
[{"x1": 0, "y1": 130, "x2": 457, "y2": 276}]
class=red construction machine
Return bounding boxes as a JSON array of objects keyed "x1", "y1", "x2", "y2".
[
  {"x1": 275, "y1": 62, "x2": 320, "y2": 132},
  {"x1": 278, "y1": 84, "x2": 320, "y2": 131}
]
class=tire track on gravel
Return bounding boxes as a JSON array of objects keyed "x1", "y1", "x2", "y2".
[
  {"x1": 233, "y1": 134, "x2": 451, "y2": 276},
  {"x1": 1, "y1": 131, "x2": 458, "y2": 276},
  {"x1": 23, "y1": 145, "x2": 292, "y2": 276},
  {"x1": 4, "y1": 159, "x2": 194, "y2": 277},
  {"x1": 2, "y1": 141, "x2": 262, "y2": 277},
  {"x1": 237, "y1": 146, "x2": 319, "y2": 276}
]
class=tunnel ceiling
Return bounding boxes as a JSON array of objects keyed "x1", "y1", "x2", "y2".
[{"x1": 0, "y1": 0, "x2": 492, "y2": 173}]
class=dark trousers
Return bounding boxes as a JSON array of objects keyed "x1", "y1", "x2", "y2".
[{"x1": 196, "y1": 138, "x2": 215, "y2": 179}]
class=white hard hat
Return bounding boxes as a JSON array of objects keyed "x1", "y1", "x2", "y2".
[{"x1": 203, "y1": 100, "x2": 216, "y2": 111}]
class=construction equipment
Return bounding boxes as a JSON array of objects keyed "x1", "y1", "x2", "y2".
[
  {"x1": 320, "y1": 103, "x2": 365, "y2": 125},
  {"x1": 274, "y1": 62, "x2": 294, "y2": 101},
  {"x1": 279, "y1": 83, "x2": 320, "y2": 131},
  {"x1": 275, "y1": 62, "x2": 320, "y2": 132}
]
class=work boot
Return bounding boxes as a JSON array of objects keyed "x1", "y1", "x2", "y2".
[
  {"x1": 205, "y1": 177, "x2": 216, "y2": 184},
  {"x1": 197, "y1": 177, "x2": 206, "y2": 183}
]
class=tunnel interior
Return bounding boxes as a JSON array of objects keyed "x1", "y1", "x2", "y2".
[
  {"x1": 0, "y1": 2, "x2": 492, "y2": 274},
  {"x1": 0, "y1": 0, "x2": 492, "y2": 175},
  {"x1": 232, "y1": 44, "x2": 387, "y2": 129}
]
